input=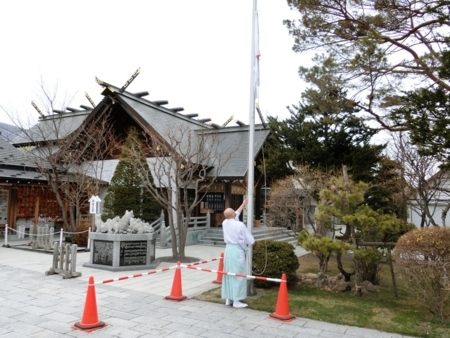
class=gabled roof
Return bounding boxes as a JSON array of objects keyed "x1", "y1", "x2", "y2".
[
  {"x1": 91, "y1": 80, "x2": 270, "y2": 179},
  {"x1": 12, "y1": 109, "x2": 93, "y2": 146},
  {"x1": 201, "y1": 126, "x2": 269, "y2": 178},
  {"x1": 10, "y1": 76, "x2": 270, "y2": 180},
  {"x1": 118, "y1": 91, "x2": 212, "y2": 134}
]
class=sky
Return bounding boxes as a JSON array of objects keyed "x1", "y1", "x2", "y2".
[{"x1": 0, "y1": 0, "x2": 306, "y2": 128}]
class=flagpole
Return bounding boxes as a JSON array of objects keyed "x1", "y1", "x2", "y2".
[{"x1": 246, "y1": 0, "x2": 258, "y2": 296}]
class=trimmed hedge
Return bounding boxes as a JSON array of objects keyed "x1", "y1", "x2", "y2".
[
  {"x1": 252, "y1": 240, "x2": 299, "y2": 288},
  {"x1": 394, "y1": 226, "x2": 450, "y2": 320}
]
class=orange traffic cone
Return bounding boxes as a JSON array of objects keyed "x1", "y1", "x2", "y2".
[
  {"x1": 165, "y1": 261, "x2": 187, "y2": 301},
  {"x1": 72, "y1": 276, "x2": 106, "y2": 332},
  {"x1": 213, "y1": 253, "x2": 224, "y2": 284},
  {"x1": 269, "y1": 273, "x2": 295, "y2": 322}
]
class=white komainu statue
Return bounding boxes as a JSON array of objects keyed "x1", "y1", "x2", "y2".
[{"x1": 95, "y1": 210, "x2": 153, "y2": 234}]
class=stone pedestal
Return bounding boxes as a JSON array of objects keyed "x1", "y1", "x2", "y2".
[{"x1": 83, "y1": 232, "x2": 158, "y2": 272}]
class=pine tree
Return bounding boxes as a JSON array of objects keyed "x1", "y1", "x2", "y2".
[
  {"x1": 102, "y1": 127, "x2": 160, "y2": 222},
  {"x1": 266, "y1": 58, "x2": 385, "y2": 183}
]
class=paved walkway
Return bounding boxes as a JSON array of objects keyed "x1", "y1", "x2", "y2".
[{"x1": 0, "y1": 238, "x2": 415, "y2": 337}]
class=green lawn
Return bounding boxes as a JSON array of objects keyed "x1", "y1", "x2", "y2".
[{"x1": 194, "y1": 254, "x2": 450, "y2": 338}]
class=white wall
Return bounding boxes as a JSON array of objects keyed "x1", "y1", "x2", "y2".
[{"x1": 408, "y1": 200, "x2": 450, "y2": 227}]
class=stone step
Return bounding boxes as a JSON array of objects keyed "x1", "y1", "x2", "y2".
[
  {"x1": 197, "y1": 227, "x2": 298, "y2": 247},
  {"x1": 156, "y1": 227, "x2": 298, "y2": 248}
]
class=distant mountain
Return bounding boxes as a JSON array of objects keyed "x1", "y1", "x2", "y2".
[{"x1": 0, "y1": 122, "x2": 22, "y2": 143}]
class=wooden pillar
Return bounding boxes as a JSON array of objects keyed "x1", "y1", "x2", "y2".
[
  {"x1": 387, "y1": 246, "x2": 399, "y2": 298},
  {"x1": 224, "y1": 181, "x2": 232, "y2": 209},
  {"x1": 34, "y1": 197, "x2": 40, "y2": 227},
  {"x1": 64, "y1": 200, "x2": 68, "y2": 231},
  {"x1": 10, "y1": 187, "x2": 18, "y2": 228}
]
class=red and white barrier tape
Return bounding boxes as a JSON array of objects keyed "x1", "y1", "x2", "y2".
[
  {"x1": 186, "y1": 256, "x2": 221, "y2": 267},
  {"x1": 92, "y1": 257, "x2": 283, "y2": 286},
  {"x1": 96, "y1": 264, "x2": 178, "y2": 285},
  {"x1": 183, "y1": 265, "x2": 284, "y2": 283}
]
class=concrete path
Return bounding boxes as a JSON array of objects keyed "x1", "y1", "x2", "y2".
[{"x1": 0, "y1": 238, "x2": 415, "y2": 337}]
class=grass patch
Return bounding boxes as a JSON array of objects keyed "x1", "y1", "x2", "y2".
[{"x1": 193, "y1": 253, "x2": 450, "y2": 338}]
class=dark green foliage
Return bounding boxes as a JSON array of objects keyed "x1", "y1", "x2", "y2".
[
  {"x1": 284, "y1": 0, "x2": 450, "y2": 139},
  {"x1": 102, "y1": 127, "x2": 160, "y2": 222},
  {"x1": 387, "y1": 44, "x2": 450, "y2": 167},
  {"x1": 353, "y1": 247, "x2": 382, "y2": 285},
  {"x1": 260, "y1": 118, "x2": 297, "y2": 179},
  {"x1": 390, "y1": 86, "x2": 450, "y2": 167},
  {"x1": 316, "y1": 177, "x2": 414, "y2": 282},
  {"x1": 265, "y1": 57, "x2": 410, "y2": 217},
  {"x1": 252, "y1": 240, "x2": 299, "y2": 288},
  {"x1": 364, "y1": 157, "x2": 407, "y2": 219},
  {"x1": 265, "y1": 58, "x2": 386, "y2": 184},
  {"x1": 298, "y1": 231, "x2": 352, "y2": 273}
]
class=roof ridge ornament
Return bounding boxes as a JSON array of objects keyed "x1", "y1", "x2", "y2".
[
  {"x1": 207, "y1": 121, "x2": 221, "y2": 129},
  {"x1": 170, "y1": 107, "x2": 184, "y2": 113},
  {"x1": 31, "y1": 101, "x2": 45, "y2": 118},
  {"x1": 66, "y1": 107, "x2": 83, "y2": 112},
  {"x1": 151, "y1": 100, "x2": 169, "y2": 106},
  {"x1": 222, "y1": 115, "x2": 234, "y2": 127},
  {"x1": 255, "y1": 103, "x2": 266, "y2": 128},
  {"x1": 233, "y1": 118, "x2": 246, "y2": 126},
  {"x1": 134, "y1": 91, "x2": 150, "y2": 98},
  {"x1": 95, "y1": 77, "x2": 104, "y2": 86},
  {"x1": 85, "y1": 92, "x2": 96, "y2": 108},
  {"x1": 120, "y1": 67, "x2": 141, "y2": 93},
  {"x1": 95, "y1": 77, "x2": 114, "y2": 89}
]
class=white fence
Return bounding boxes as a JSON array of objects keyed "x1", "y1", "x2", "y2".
[{"x1": 152, "y1": 210, "x2": 211, "y2": 248}]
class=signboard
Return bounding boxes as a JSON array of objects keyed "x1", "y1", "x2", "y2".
[
  {"x1": 119, "y1": 241, "x2": 147, "y2": 266},
  {"x1": 92, "y1": 240, "x2": 113, "y2": 266}
]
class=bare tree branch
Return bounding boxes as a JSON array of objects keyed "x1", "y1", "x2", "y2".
[{"x1": 127, "y1": 123, "x2": 239, "y2": 260}]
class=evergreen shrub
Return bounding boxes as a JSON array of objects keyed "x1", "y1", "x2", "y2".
[
  {"x1": 252, "y1": 240, "x2": 299, "y2": 288},
  {"x1": 353, "y1": 247, "x2": 382, "y2": 285},
  {"x1": 102, "y1": 127, "x2": 160, "y2": 222}
]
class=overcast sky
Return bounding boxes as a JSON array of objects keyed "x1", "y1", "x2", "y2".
[{"x1": 0, "y1": 0, "x2": 307, "y2": 127}]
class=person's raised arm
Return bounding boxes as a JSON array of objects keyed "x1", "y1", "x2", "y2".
[{"x1": 236, "y1": 198, "x2": 248, "y2": 215}]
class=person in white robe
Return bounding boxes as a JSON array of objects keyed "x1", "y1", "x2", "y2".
[{"x1": 221, "y1": 199, "x2": 255, "y2": 308}]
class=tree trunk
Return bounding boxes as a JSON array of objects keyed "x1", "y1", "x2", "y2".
[
  {"x1": 336, "y1": 252, "x2": 355, "y2": 282},
  {"x1": 168, "y1": 208, "x2": 178, "y2": 259},
  {"x1": 177, "y1": 214, "x2": 187, "y2": 260},
  {"x1": 319, "y1": 253, "x2": 331, "y2": 273}
]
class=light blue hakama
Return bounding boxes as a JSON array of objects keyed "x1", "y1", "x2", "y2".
[{"x1": 221, "y1": 243, "x2": 247, "y2": 301}]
